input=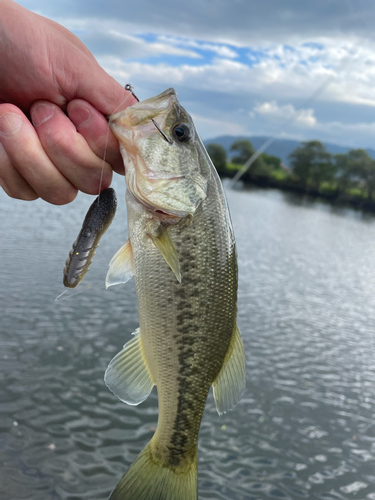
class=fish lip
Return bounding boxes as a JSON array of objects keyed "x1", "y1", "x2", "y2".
[
  {"x1": 108, "y1": 88, "x2": 204, "y2": 219},
  {"x1": 107, "y1": 88, "x2": 177, "y2": 124},
  {"x1": 106, "y1": 113, "x2": 117, "y2": 122}
]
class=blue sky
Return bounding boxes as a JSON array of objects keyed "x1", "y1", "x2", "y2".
[{"x1": 18, "y1": 0, "x2": 375, "y2": 149}]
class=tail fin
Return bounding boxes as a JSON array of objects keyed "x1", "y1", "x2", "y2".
[{"x1": 108, "y1": 441, "x2": 197, "y2": 500}]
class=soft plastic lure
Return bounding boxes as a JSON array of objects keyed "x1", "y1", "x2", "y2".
[{"x1": 63, "y1": 188, "x2": 117, "y2": 288}]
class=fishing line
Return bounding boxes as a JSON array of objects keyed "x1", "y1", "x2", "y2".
[
  {"x1": 97, "y1": 84, "x2": 136, "y2": 202},
  {"x1": 58, "y1": 85, "x2": 136, "y2": 301},
  {"x1": 97, "y1": 129, "x2": 110, "y2": 202},
  {"x1": 55, "y1": 289, "x2": 67, "y2": 301},
  {"x1": 55, "y1": 281, "x2": 94, "y2": 301},
  {"x1": 97, "y1": 83, "x2": 170, "y2": 202}
]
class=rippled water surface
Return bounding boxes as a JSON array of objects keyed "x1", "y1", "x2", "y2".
[{"x1": 2, "y1": 178, "x2": 375, "y2": 500}]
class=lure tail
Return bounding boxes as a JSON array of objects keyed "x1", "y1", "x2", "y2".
[{"x1": 108, "y1": 439, "x2": 197, "y2": 500}]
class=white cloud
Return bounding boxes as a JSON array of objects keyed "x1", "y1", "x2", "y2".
[
  {"x1": 254, "y1": 101, "x2": 317, "y2": 127},
  {"x1": 18, "y1": 4, "x2": 375, "y2": 148},
  {"x1": 94, "y1": 44, "x2": 375, "y2": 149},
  {"x1": 20, "y1": 0, "x2": 375, "y2": 47},
  {"x1": 247, "y1": 38, "x2": 375, "y2": 108},
  {"x1": 53, "y1": 18, "x2": 202, "y2": 60},
  {"x1": 92, "y1": 35, "x2": 375, "y2": 110},
  {"x1": 52, "y1": 12, "x2": 375, "y2": 111},
  {"x1": 108, "y1": 31, "x2": 201, "y2": 59},
  {"x1": 325, "y1": 122, "x2": 375, "y2": 139},
  {"x1": 156, "y1": 36, "x2": 238, "y2": 59}
]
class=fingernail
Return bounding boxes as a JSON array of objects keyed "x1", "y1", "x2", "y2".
[
  {"x1": 31, "y1": 103, "x2": 55, "y2": 127},
  {"x1": 0, "y1": 113, "x2": 22, "y2": 136},
  {"x1": 69, "y1": 105, "x2": 91, "y2": 128}
]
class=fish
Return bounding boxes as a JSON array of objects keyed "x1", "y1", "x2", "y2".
[
  {"x1": 63, "y1": 187, "x2": 117, "y2": 288},
  {"x1": 104, "y1": 88, "x2": 246, "y2": 500}
]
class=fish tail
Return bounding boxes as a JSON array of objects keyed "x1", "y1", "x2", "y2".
[{"x1": 108, "y1": 440, "x2": 197, "y2": 500}]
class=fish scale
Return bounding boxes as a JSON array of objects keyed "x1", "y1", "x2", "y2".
[
  {"x1": 104, "y1": 88, "x2": 245, "y2": 500},
  {"x1": 125, "y1": 181, "x2": 237, "y2": 470}
]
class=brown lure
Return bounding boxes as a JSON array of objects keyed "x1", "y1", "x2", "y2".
[{"x1": 63, "y1": 188, "x2": 117, "y2": 288}]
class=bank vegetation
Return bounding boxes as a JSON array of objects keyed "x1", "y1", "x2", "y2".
[{"x1": 207, "y1": 139, "x2": 375, "y2": 211}]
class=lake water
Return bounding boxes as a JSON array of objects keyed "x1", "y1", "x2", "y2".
[{"x1": 1, "y1": 177, "x2": 375, "y2": 500}]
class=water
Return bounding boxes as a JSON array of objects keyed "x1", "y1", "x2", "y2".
[{"x1": 1, "y1": 177, "x2": 375, "y2": 500}]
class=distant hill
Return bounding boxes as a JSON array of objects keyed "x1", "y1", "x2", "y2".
[{"x1": 204, "y1": 135, "x2": 375, "y2": 167}]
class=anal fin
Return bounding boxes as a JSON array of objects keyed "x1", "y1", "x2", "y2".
[
  {"x1": 212, "y1": 323, "x2": 246, "y2": 415},
  {"x1": 104, "y1": 328, "x2": 154, "y2": 405}
]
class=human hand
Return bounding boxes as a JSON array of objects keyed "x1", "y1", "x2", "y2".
[{"x1": 0, "y1": 1, "x2": 137, "y2": 204}]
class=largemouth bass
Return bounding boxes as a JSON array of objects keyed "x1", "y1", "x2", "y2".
[{"x1": 105, "y1": 88, "x2": 245, "y2": 500}]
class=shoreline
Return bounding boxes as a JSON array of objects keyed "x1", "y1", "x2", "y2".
[{"x1": 220, "y1": 171, "x2": 375, "y2": 214}]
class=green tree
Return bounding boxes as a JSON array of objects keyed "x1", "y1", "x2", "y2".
[
  {"x1": 341, "y1": 149, "x2": 375, "y2": 199},
  {"x1": 260, "y1": 153, "x2": 282, "y2": 170},
  {"x1": 230, "y1": 139, "x2": 269, "y2": 177},
  {"x1": 206, "y1": 143, "x2": 227, "y2": 172},
  {"x1": 334, "y1": 153, "x2": 355, "y2": 194},
  {"x1": 231, "y1": 139, "x2": 255, "y2": 165},
  {"x1": 289, "y1": 140, "x2": 335, "y2": 190}
]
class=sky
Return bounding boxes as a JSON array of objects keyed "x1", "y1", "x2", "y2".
[{"x1": 17, "y1": 0, "x2": 375, "y2": 150}]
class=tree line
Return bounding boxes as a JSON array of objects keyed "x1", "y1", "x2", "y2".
[{"x1": 207, "y1": 139, "x2": 375, "y2": 201}]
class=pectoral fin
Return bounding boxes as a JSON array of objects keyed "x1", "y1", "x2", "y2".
[
  {"x1": 212, "y1": 323, "x2": 246, "y2": 415},
  {"x1": 104, "y1": 328, "x2": 154, "y2": 405},
  {"x1": 105, "y1": 239, "x2": 133, "y2": 288},
  {"x1": 148, "y1": 226, "x2": 181, "y2": 283}
]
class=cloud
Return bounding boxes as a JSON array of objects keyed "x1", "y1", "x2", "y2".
[
  {"x1": 93, "y1": 38, "x2": 375, "y2": 149},
  {"x1": 156, "y1": 36, "x2": 238, "y2": 59},
  {"x1": 97, "y1": 38, "x2": 375, "y2": 106},
  {"x1": 254, "y1": 101, "x2": 317, "y2": 127},
  {"x1": 252, "y1": 102, "x2": 375, "y2": 150},
  {"x1": 30, "y1": 5, "x2": 375, "y2": 111},
  {"x1": 16, "y1": 0, "x2": 375, "y2": 149},
  {"x1": 51, "y1": 19, "x2": 201, "y2": 60},
  {"x1": 107, "y1": 31, "x2": 201, "y2": 59},
  {"x1": 19, "y1": 0, "x2": 375, "y2": 45}
]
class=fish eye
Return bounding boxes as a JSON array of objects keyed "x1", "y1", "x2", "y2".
[{"x1": 172, "y1": 123, "x2": 190, "y2": 143}]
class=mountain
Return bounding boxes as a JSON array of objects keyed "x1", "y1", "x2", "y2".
[{"x1": 203, "y1": 135, "x2": 375, "y2": 167}]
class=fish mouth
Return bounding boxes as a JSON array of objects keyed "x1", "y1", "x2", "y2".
[
  {"x1": 108, "y1": 89, "x2": 177, "y2": 157},
  {"x1": 108, "y1": 88, "x2": 207, "y2": 219},
  {"x1": 108, "y1": 88, "x2": 177, "y2": 127}
]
